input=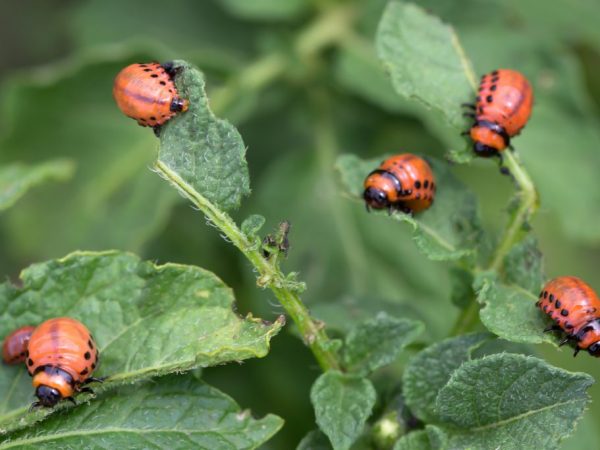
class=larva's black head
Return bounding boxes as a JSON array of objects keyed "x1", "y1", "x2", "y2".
[
  {"x1": 363, "y1": 187, "x2": 390, "y2": 210},
  {"x1": 35, "y1": 385, "x2": 62, "y2": 407},
  {"x1": 473, "y1": 142, "x2": 499, "y2": 158}
]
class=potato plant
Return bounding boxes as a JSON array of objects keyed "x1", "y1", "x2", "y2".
[{"x1": 1, "y1": 0, "x2": 600, "y2": 449}]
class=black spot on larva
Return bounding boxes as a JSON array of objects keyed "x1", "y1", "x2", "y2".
[
  {"x1": 169, "y1": 89, "x2": 173, "y2": 93},
  {"x1": 491, "y1": 76, "x2": 499, "y2": 82},
  {"x1": 565, "y1": 323, "x2": 574, "y2": 329},
  {"x1": 478, "y1": 106, "x2": 484, "y2": 114},
  {"x1": 80, "y1": 368, "x2": 89, "y2": 376},
  {"x1": 159, "y1": 81, "x2": 166, "y2": 86},
  {"x1": 139, "y1": 64, "x2": 147, "y2": 67},
  {"x1": 543, "y1": 305, "x2": 548, "y2": 312},
  {"x1": 486, "y1": 95, "x2": 493, "y2": 103},
  {"x1": 150, "y1": 116, "x2": 156, "y2": 121},
  {"x1": 424, "y1": 180, "x2": 429, "y2": 189},
  {"x1": 549, "y1": 294, "x2": 554, "y2": 302},
  {"x1": 415, "y1": 180, "x2": 421, "y2": 189},
  {"x1": 544, "y1": 291, "x2": 548, "y2": 298},
  {"x1": 430, "y1": 182, "x2": 435, "y2": 190},
  {"x1": 92, "y1": 363, "x2": 96, "y2": 370},
  {"x1": 25, "y1": 350, "x2": 29, "y2": 357},
  {"x1": 140, "y1": 118, "x2": 146, "y2": 122},
  {"x1": 555, "y1": 299, "x2": 561, "y2": 308},
  {"x1": 491, "y1": 70, "x2": 499, "y2": 76},
  {"x1": 20, "y1": 351, "x2": 25, "y2": 357},
  {"x1": 84, "y1": 351, "x2": 91, "y2": 360},
  {"x1": 88, "y1": 340, "x2": 94, "y2": 349},
  {"x1": 561, "y1": 309, "x2": 569, "y2": 317},
  {"x1": 490, "y1": 85, "x2": 497, "y2": 91},
  {"x1": 539, "y1": 291, "x2": 544, "y2": 298},
  {"x1": 150, "y1": 74, "x2": 158, "y2": 78},
  {"x1": 143, "y1": 68, "x2": 152, "y2": 72},
  {"x1": 27, "y1": 358, "x2": 33, "y2": 366}
]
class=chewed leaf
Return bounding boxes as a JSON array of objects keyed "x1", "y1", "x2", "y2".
[
  {"x1": 0, "y1": 160, "x2": 74, "y2": 212},
  {"x1": 476, "y1": 272, "x2": 554, "y2": 345},
  {"x1": 336, "y1": 154, "x2": 481, "y2": 261},
  {"x1": 0, "y1": 251, "x2": 282, "y2": 434},
  {"x1": 1, "y1": 375, "x2": 283, "y2": 449},
  {"x1": 157, "y1": 60, "x2": 250, "y2": 212},
  {"x1": 376, "y1": 2, "x2": 476, "y2": 132},
  {"x1": 436, "y1": 354, "x2": 593, "y2": 450}
]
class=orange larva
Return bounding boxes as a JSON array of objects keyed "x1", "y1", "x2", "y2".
[
  {"x1": 463, "y1": 69, "x2": 533, "y2": 157},
  {"x1": 2, "y1": 325, "x2": 35, "y2": 365},
  {"x1": 113, "y1": 61, "x2": 189, "y2": 134},
  {"x1": 27, "y1": 317, "x2": 101, "y2": 407},
  {"x1": 363, "y1": 153, "x2": 436, "y2": 214}
]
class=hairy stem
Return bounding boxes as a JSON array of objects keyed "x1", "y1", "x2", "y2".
[{"x1": 155, "y1": 162, "x2": 341, "y2": 372}]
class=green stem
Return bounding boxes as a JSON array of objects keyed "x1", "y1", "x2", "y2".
[
  {"x1": 488, "y1": 151, "x2": 539, "y2": 271},
  {"x1": 155, "y1": 161, "x2": 341, "y2": 372},
  {"x1": 450, "y1": 151, "x2": 539, "y2": 335}
]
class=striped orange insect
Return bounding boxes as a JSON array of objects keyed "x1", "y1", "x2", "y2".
[
  {"x1": 27, "y1": 317, "x2": 102, "y2": 407},
  {"x1": 537, "y1": 276, "x2": 600, "y2": 357},
  {"x1": 462, "y1": 69, "x2": 533, "y2": 158},
  {"x1": 2, "y1": 325, "x2": 35, "y2": 365},
  {"x1": 363, "y1": 154, "x2": 436, "y2": 214},
  {"x1": 113, "y1": 61, "x2": 189, "y2": 135}
]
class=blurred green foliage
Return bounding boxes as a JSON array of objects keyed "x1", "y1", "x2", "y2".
[{"x1": 1, "y1": 0, "x2": 600, "y2": 448}]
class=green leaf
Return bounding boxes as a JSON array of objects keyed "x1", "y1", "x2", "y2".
[
  {"x1": 1, "y1": 374, "x2": 283, "y2": 449},
  {"x1": 393, "y1": 430, "x2": 430, "y2": 450},
  {"x1": 403, "y1": 333, "x2": 491, "y2": 423},
  {"x1": 241, "y1": 214, "x2": 266, "y2": 238},
  {"x1": 343, "y1": 312, "x2": 423, "y2": 374},
  {"x1": 157, "y1": 60, "x2": 250, "y2": 212},
  {"x1": 336, "y1": 154, "x2": 481, "y2": 261},
  {"x1": 476, "y1": 272, "x2": 554, "y2": 346},
  {"x1": 0, "y1": 60, "x2": 178, "y2": 260},
  {"x1": 449, "y1": 267, "x2": 474, "y2": 309},
  {"x1": 0, "y1": 160, "x2": 74, "y2": 212},
  {"x1": 393, "y1": 425, "x2": 447, "y2": 450},
  {"x1": 502, "y1": 235, "x2": 544, "y2": 293},
  {"x1": 217, "y1": 0, "x2": 309, "y2": 21},
  {"x1": 310, "y1": 371, "x2": 376, "y2": 450},
  {"x1": 297, "y1": 430, "x2": 332, "y2": 450},
  {"x1": 376, "y1": 1, "x2": 475, "y2": 133},
  {"x1": 0, "y1": 251, "x2": 283, "y2": 434},
  {"x1": 436, "y1": 354, "x2": 593, "y2": 450}
]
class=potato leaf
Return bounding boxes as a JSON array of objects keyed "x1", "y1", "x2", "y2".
[
  {"x1": 0, "y1": 251, "x2": 282, "y2": 434},
  {"x1": 0, "y1": 375, "x2": 282, "y2": 449}
]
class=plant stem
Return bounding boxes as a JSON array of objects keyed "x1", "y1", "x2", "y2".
[
  {"x1": 155, "y1": 162, "x2": 341, "y2": 372},
  {"x1": 450, "y1": 151, "x2": 539, "y2": 336},
  {"x1": 488, "y1": 151, "x2": 539, "y2": 271}
]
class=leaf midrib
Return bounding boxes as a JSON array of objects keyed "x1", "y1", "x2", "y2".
[{"x1": 468, "y1": 397, "x2": 586, "y2": 432}]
